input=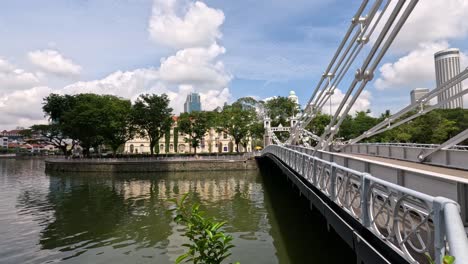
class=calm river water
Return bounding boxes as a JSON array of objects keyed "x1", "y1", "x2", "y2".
[{"x1": 0, "y1": 158, "x2": 354, "y2": 264}]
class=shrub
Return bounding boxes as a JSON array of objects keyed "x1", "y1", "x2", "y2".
[{"x1": 169, "y1": 193, "x2": 239, "y2": 264}]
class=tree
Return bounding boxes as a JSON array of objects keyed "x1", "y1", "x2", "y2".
[
  {"x1": 264, "y1": 96, "x2": 298, "y2": 127},
  {"x1": 31, "y1": 124, "x2": 75, "y2": 156},
  {"x1": 43, "y1": 93, "x2": 77, "y2": 122},
  {"x1": 132, "y1": 94, "x2": 173, "y2": 155},
  {"x1": 100, "y1": 97, "x2": 135, "y2": 156},
  {"x1": 60, "y1": 94, "x2": 111, "y2": 156},
  {"x1": 264, "y1": 96, "x2": 299, "y2": 141},
  {"x1": 218, "y1": 103, "x2": 257, "y2": 152},
  {"x1": 178, "y1": 111, "x2": 210, "y2": 154}
]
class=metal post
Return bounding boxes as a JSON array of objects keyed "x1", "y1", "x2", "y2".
[
  {"x1": 330, "y1": 163, "x2": 337, "y2": 201},
  {"x1": 433, "y1": 197, "x2": 446, "y2": 264},
  {"x1": 361, "y1": 174, "x2": 371, "y2": 227},
  {"x1": 313, "y1": 159, "x2": 318, "y2": 185}
]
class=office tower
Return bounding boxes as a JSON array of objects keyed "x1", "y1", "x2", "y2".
[
  {"x1": 434, "y1": 48, "x2": 463, "y2": 109},
  {"x1": 184, "y1": 92, "x2": 201, "y2": 113}
]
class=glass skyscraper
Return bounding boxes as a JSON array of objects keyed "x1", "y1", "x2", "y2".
[{"x1": 184, "y1": 92, "x2": 201, "y2": 113}]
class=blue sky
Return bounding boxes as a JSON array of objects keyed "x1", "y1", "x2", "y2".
[{"x1": 1, "y1": 0, "x2": 467, "y2": 129}]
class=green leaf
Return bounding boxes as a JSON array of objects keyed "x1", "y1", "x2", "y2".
[
  {"x1": 443, "y1": 255, "x2": 455, "y2": 264},
  {"x1": 175, "y1": 253, "x2": 189, "y2": 264}
]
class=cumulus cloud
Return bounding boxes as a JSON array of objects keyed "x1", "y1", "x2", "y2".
[
  {"x1": 159, "y1": 43, "x2": 230, "y2": 89},
  {"x1": 28, "y1": 49, "x2": 82, "y2": 76},
  {"x1": 148, "y1": 0, "x2": 224, "y2": 49},
  {"x1": 57, "y1": 0, "x2": 231, "y2": 115},
  {"x1": 0, "y1": 86, "x2": 52, "y2": 128},
  {"x1": 375, "y1": 42, "x2": 450, "y2": 90},
  {"x1": 387, "y1": 0, "x2": 468, "y2": 53},
  {"x1": 0, "y1": 58, "x2": 41, "y2": 93},
  {"x1": 1, "y1": 0, "x2": 232, "y2": 129},
  {"x1": 372, "y1": 0, "x2": 468, "y2": 104}
]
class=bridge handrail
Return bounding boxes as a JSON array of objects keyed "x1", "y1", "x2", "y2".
[
  {"x1": 262, "y1": 144, "x2": 468, "y2": 264},
  {"x1": 347, "y1": 142, "x2": 468, "y2": 151}
]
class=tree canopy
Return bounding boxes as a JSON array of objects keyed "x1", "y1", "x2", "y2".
[
  {"x1": 132, "y1": 94, "x2": 173, "y2": 155},
  {"x1": 178, "y1": 111, "x2": 210, "y2": 154}
]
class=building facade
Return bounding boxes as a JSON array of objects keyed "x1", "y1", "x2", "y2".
[
  {"x1": 124, "y1": 117, "x2": 252, "y2": 154},
  {"x1": 184, "y1": 93, "x2": 202, "y2": 113},
  {"x1": 434, "y1": 48, "x2": 464, "y2": 109},
  {"x1": 410, "y1": 88, "x2": 430, "y2": 104}
]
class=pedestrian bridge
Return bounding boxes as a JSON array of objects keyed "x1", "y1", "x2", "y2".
[{"x1": 260, "y1": 145, "x2": 468, "y2": 264}]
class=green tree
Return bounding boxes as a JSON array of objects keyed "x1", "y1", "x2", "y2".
[
  {"x1": 60, "y1": 94, "x2": 113, "y2": 156},
  {"x1": 132, "y1": 94, "x2": 173, "y2": 155},
  {"x1": 30, "y1": 124, "x2": 75, "y2": 156},
  {"x1": 306, "y1": 112, "x2": 331, "y2": 138},
  {"x1": 218, "y1": 103, "x2": 257, "y2": 152},
  {"x1": 264, "y1": 96, "x2": 298, "y2": 127},
  {"x1": 174, "y1": 127, "x2": 179, "y2": 153},
  {"x1": 178, "y1": 112, "x2": 210, "y2": 154},
  {"x1": 101, "y1": 97, "x2": 135, "y2": 156},
  {"x1": 42, "y1": 93, "x2": 76, "y2": 122}
]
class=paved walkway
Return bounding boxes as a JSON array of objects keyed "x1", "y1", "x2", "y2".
[{"x1": 340, "y1": 153, "x2": 468, "y2": 180}]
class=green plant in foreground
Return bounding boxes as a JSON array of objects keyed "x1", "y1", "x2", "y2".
[
  {"x1": 170, "y1": 193, "x2": 239, "y2": 264},
  {"x1": 424, "y1": 252, "x2": 455, "y2": 264}
]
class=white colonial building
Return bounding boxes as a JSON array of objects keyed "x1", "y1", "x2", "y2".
[{"x1": 124, "y1": 117, "x2": 252, "y2": 154}]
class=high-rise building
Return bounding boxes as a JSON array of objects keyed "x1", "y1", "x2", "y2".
[
  {"x1": 434, "y1": 48, "x2": 464, "y2": 109},
  {"x1": 410, "y1": 88, "x2": 429, "y2": 104},
  {"x1": 184, "y1": 92, "x2": 201, "y2": 113}
]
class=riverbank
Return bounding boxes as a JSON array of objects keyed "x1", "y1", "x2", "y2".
[{"x1": 45, "y1": 158, "x2": 258, "y2": 172}]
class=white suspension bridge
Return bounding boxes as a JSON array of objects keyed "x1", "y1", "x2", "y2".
[{"x1": 259, "y1": 1, "x2": 468, "y2": 263}]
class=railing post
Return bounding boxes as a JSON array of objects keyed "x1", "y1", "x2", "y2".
[
  {"x1": 312, "y1": 158, "x2": 317, "y2": 185},
  {"x1": 432, "y1": 197, "x2": 445, "y2": 264},
  {"x1": 330, "y1": 163, "x2": 337, "y2": 201},
  {"x1": 361, "y1": 174, "x2": 371, "y2": 228},
  {"x1": 302, "y1": 154, "x2": 306, "y2": 176}
]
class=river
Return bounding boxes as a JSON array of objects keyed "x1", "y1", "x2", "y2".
[{"x1": 0, "y1": 158, "x2": 354, "y2": 263}]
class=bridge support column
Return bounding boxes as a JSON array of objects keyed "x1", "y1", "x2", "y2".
[{"x1": 263, "y1": 134, "x2": 271, "y2": 147}]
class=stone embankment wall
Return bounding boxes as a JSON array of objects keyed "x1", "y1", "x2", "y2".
[{"x1": 45, "y1": 159, "x2": 258, "y2": 172}]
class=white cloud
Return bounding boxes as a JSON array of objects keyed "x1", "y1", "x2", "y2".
[
  {"x1": 0, "y1": 86, "x2": 52, "y2": 128},
  {"x1": 148, "y1": 0, "x2": 224, "y2": 49},
  {"x1": 159, "y1": 43, "x2": 231, "y2": 89},
  {"x1": 1, "y1": 0, "x2": 231, "y2": 130},
  {"x1": 0, "y1": 58, "x2": 41, "y2": 93},
  {"x1": 375, "y1": 42, "x2": 450, "y2": 90},
  {"x1": 28, "y1": 49, "x2": 82, "y2": 76},
  {"x1": 375, "y1": 0, "x2": 468, "y2": 54}
]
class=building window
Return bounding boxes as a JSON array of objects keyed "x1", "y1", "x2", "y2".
[
  {"x1": 223, "y1": 132, "x2": 227, "y2": 139},
  {"x1": 170, "y1": 144, "x2": 173, "y2": 151},
  {"x1": 129, "y1": 144, "x2": 134, "y2": 153},
  {"x1": 223, "y1": 146, "x2": 228, "y2": 152},
  {"x1": 179, "y1": 144, "x2": 186, "y2": 152}
]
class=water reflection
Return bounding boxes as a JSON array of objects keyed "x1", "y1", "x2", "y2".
[{"x1": 1, "y1": 159, "x2": 355, "y2": 264}]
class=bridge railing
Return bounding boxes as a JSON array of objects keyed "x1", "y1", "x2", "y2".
[
  {"x1": 341, "y1": 143, "x2": 468, "y2": 171},
  {"x1": 263, "y1": 145, "x2": 468, "y2": 264},
  {"x1": 346, "y1": 142, "x2": 468, "y2": 151}
]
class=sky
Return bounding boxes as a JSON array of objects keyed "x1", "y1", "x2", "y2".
[{"x1": 1, "y1": 0, "x2": 468, "y2": 129}]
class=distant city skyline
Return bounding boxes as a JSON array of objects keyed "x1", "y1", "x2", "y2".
[{"x1": 0, "y1": 1, "x2": 468, "y2": 129}]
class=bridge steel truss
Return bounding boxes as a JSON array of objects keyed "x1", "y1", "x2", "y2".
[
  {"x1": 263, "y1": 145, "x2": 468, "y2": 264},
  {"x1": 289, "y1": 0, "x2": 421, "y2": 150}
]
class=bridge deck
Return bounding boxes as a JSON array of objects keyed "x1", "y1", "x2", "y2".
[{"x1": 340, "y1": 153, "x2": 468, "y2": 180}]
